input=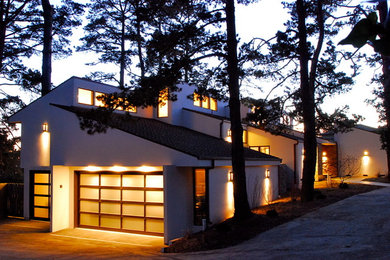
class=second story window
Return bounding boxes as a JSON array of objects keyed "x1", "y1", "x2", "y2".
[
  {"x1": 158, "y1": 88, "x2": 168, "y2": 118},
  {"x1": 193, "y1": 92, "x2": 217, "y2": 111},
  {"x1": 78, "y1": 88, "x2": 93, "y2": 105}
]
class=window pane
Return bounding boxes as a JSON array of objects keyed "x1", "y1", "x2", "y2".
[
  {"x1": 80, "y1": 213, "x2": 99, "y2": 226},
  {"x1": 34, "y1": 207, "x2": 49, "y2": 219},
  {"x1": 158, "y1": 88, "x2": 168, "y2": 117},
  {"x1": 243, "y1": 130, "x2": 248, "y2": 144},
  {"x1": 78, "y1": 88, "x2": 93, "y2": 105},
  {"x1": 146, "y1": 205, "x2": 164, "y2": 218},
  {"x1": 94, "y1": 92, "x2": 106, "y2": 107},
  {"x1": 101, "y1": 202, "x2": 121, "y2": 215},
  {"x1": 35, "y1": 173, "x2": 49, "y2": 184},
  {"x1": 194, "y1": 169, "x2": 207, "y2": 226},
  {"x1": 250, "y1": 146, "x2": 260, "y2": 152},
  {"x1": 122, "y1": 190, "x2": 144, "y2": 202},
  {"x1": 34, "y1": 196, "x2": 49, "y2": 207},
  {"x1": 201, "y1": 96, "x2": 209, "y2": 109},
  {"x1": 80, "y1": 201, "x2": 99, "y2": 213},
  {"x1": 123, "y1": 175, "x2": 144, "y2": 187},
  {"x1": 80, "y1": 174, "x2": 99, "y2": 186},
  {"x1": 122, "y1": 204, "x2": 144, "y2": 217},
  {"x1": 80, "y1": 188, "x2": 99, "y2": 200},
  {"x1": 101, "y1": 175, "x2": 120, "y2": 187},
  {"x1": 101, "y1": 189, "x2": 120, "y2": 201},
  {"x1": 145, "y1": 175, "x2": 163, "y2": 188},
  {"x1": 101, "y1": 215, "x2": 121, "y2": 229},
  {"x1": 260, "y1": 146, "x2": 270, "y2": 155},
  {"x1": 210, "y1": 98, "x2": 217, "y2": 111},
  {"x1": 123, "y1": 217, "x2": 144, "y2": 231},
  {"x1": 34, "y1": 185, "x2": 49, "y2": 195},
  {"x1": 146, "y1": 219, "x2": 164, "y2": 233},
  {"x1": 146, "y1": 191, "x2": 163, "y2": 203},
  {"x1": 193, "y1": 93, "x2": 201, "y2": 107}
]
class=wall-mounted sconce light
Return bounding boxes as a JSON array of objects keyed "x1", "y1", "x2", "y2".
[
  {"x1": 322, "y1": 151, "x2": 327, "y2": 156},
  {"x1": 42, "y1": 123, "x2": 49, "y2": 132},
  {"x1": 265, "y1": 169, "x2": 270, "y2": 178},
  {"x1": 228, "y1": 171, "x2": 233, "y2": 182},
  {"x1": 364, "y1": 151, "x2": 369, "y2": 156}
]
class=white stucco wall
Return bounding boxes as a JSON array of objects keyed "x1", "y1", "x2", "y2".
[
  {"x1": 335, "y1": 128, "x2": 387, "y2": 177},
  {"x1": 163, "y1": 166, "x2": 194, "y2": 244}
]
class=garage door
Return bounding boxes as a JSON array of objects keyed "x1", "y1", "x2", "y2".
[{"x1": 77, "y1": 171, "x2": 164, "y2": 236}]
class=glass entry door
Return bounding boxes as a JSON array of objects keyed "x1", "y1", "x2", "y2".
[{"x1": 30, "y1": 171, "x2": 51, "y2": 220}]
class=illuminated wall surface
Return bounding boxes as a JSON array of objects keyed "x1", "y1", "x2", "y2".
[{"x1": 39, "y1": 132, "x2": 50, "y2": 166}]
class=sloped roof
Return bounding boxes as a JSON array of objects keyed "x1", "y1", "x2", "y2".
[
  {"x1": 52, "y1": 104, "x2": 281, "y2": 162},
  {"x1": 355, "y1": 124, "x2": 380, "y2": 134}
]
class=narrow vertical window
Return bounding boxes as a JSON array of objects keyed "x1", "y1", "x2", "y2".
[
  {"x1": 158, "y1": 88, "x2": 168, "y2": 118},
  {"x1": 243, "y1": 130, "x2": 248, "y2": 144},
  {"x1": 78, "y1": 88, "x2": 93, "y2": 105},
  {"x1": 193, "y1": 93, "x2": 201, "y2": 107},
  {"x1": 201, "y1": 96, "x2": 209, "y2": 109},
  {"x1": 210, "y1": 98, "x2": 217, "y2": 111},
  {"x1": 94, "y1": 92, "x2": 106, "y2": 107},
  {"x1": 194, "y1": 169, "x2": 208, "y2": 226}
]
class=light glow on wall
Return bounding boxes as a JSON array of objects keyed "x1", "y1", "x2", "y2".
[
  {"x1": 137, "y1": 165, "x2": 160, "y2": 173},
  {"x1": 362, "y1": 151, "x2": 370, "y2": 166},
  {"x1": 39, "y1": 132, "x2": 50, "y2": 166},
  {"x1": 226, "y1": 177, "x2": 234, "y2": 218},
  {"x1": 110, "y1": 165, "x2": 127, "y2": 172},
  {"x1": 84, "y1": 166, "x2": 102, "y2": 172},
  {"x1": 262, "y1": 176, "x2": 271, "y2": 205}
]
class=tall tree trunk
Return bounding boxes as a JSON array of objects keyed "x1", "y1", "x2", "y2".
[
  {"x1": 225, "y1": 0, "x2": 251, "y2": 220},
  {"x1": 119, "y1": 13, "x2": 126, "y2": 89},
  {"x1": 41, "y1": 0, "x2": 52, "y2": 96},
  {"x1": 136, "y1": 17, "x2": 145, "y2": 80},
  {"x1": 297, "y1": 0, "x2": 317, "y2": 202},
  {"x1": 377, "y1": 2, "x2": 390, "y2": 181}
]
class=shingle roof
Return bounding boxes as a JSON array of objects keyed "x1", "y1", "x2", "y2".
[{"x1": 52, "y1": 104, "x2": 281, "y2": 162}]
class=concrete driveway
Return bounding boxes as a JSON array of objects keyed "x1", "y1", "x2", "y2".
[{"x1": 1, "y1": 187, "x2": 390, "y2": 259}]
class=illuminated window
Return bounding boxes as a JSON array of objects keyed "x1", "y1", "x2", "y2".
[
  {"x1": 194, "y1": 169, "x2": 208, "y2": 226},
  {"x1": 194, "y1": 93, "x2": 201, "y2": 107},
  {"x1": 260, "y1": 146, "x2": 270, "y2": 154},
  {"x1": 94, "y1": 92, "x2": 106, "y2": 107},
  {"x1": 210, "y1": 98, "x2": 217, "y2": 111},
  {"x1": 202, "y1": 96, "x2": 209, "y2": 109},
  {"x1": 158, "y1": 88, "x2": 168, "y2": 118},
  {"x1": 78, "y1": 88, "x2": 93, "y2": 105},
  {"x1": 243, "y1": 130, "x2": 248, "y2": 144},
  {"x1": 251, "y1": 146, "x2": 270, "y2": 154},
  {"x1": 193, "y1": 92, "x2": 218, "y2": 111}
]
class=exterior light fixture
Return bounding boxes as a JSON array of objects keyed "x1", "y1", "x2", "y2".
[
  {"x1": 228, "y1": 171, "x2": 233, "y2": 182},
  {"x1": 364, "y1": 151, "x2": 369, "y2": 156},
  {"x1": 265, "y1": 169, "x2": 270, "y2": 178},
  {"x1": 322, "y1": 152, "x2": 327, "y2": 156},
  {"x1": 42, "y1": 123, "x2": 49, "y2": 132}
]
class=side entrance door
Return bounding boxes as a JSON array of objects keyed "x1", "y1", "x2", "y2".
[{"x1": 30, "y1": 171, "x2": 51, "y2": 220}]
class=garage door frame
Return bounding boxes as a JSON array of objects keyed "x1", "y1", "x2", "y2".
[{"x1": 75, "y1": 171, "x2": 164, "y2": 236}]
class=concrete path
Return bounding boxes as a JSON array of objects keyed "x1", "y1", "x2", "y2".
[{"x1": 173, "y1": 187, "x2": 390, "y2": 259}]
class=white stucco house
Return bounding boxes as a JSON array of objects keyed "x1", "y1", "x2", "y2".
[{"x1": 9, "y1": 77, "x2": 282, "y2": 244}]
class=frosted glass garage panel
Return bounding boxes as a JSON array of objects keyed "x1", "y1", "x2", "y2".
[
  {"x1": 101, "y1": 175, "x2": 121, "y2": 187},
  {"x1": 35, "y1": 173, "x2": 49, "y2": 183},
  {"x1": 146, "y1": 191, "x2": 163, "y2": 203},
  {"x1": 122, "y1": 190, "x2": 144, "y2": 202},
  {"x1": 80, "y1": 174, "x2": 99, "y2": 186},
  {"x1": 101, "y1": 202, "x2": 121, "y2": 215},
  {"x1": 80, "y1": 188, "x2": 99, "y2": 200},
  {"x1": 80, "y1": 201, "x2": 99, "y2": 213},
  {"x1": 101, "y1": 215, "x2": 121, "y2": 229},
  {"x1": 146, "y1": 205, "x2": 164, "y2": 218},
  {"x1": 123, "y1": 217, "x2": 144, "y2": 231},
  {"x1": 145, "y1": 175, "x2": 163, "y2": 188},
  {"x1": 101, "y1": 189, "x2": 120, "y2": 201},
  {"x1": 146, "y1": 219, "x2": 164, "y2": 233},
  {"x1": 34, "y1": 196, "x2": 49, "y2": 207},
  {"x1": 34, "y1": 208, "x2": 49, "y2": 219},
  {"x1": 122, "y1": 204, "x2": 144, "y2": 217},
  {"x1": 34, "y1": 185, "x2": 49, "y2": 195},
  {"x1": 122, "y1": 175, "x2": 144, "y2": 187},
  {"x1": 80, "y1": 213, "x2": 99, "y2": 226}
]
